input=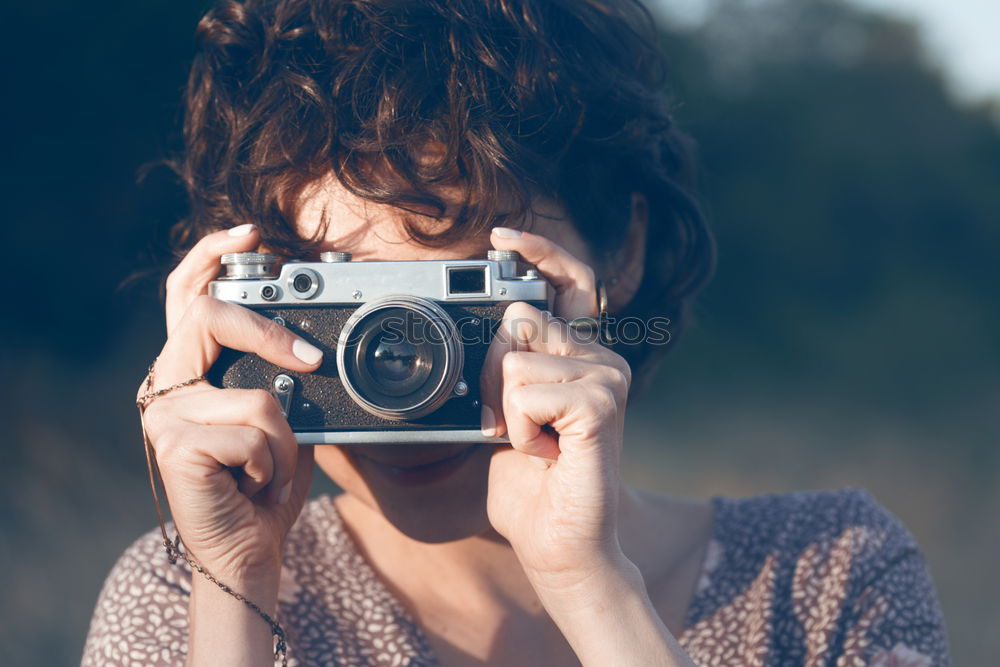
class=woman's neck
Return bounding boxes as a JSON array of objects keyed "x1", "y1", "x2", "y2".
[
  {"x1": 333, "y1": 492, "x2": 536, "y2": 613},
  {"x1": 331, "y1": 485, "x2": 713, "y2": 662},
  {"x1": 331, "y1": 485, "x2": 668, "y2": 616}
]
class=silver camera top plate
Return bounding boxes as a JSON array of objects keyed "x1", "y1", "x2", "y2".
[{"x1": 209, "y1": 255, "x2": 552, "y2": 308}]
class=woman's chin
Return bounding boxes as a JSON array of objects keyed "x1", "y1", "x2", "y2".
[{"x1": 331, "y1": 442, "x2": 500, "y2": 543}]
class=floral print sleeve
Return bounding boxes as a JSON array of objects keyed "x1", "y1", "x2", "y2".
[
  {"x1": 833, "y1": 493, "x2": 948, "y2": 666},
  {"x1": 81, "y1": 499, "x2": 438, "y2": 667},
  {"x1": 680, "y1": 489, "x2": 950, "y2": 666},
  {"x1": 80, "y1": 530, "x2": 191, "y2": 666}
]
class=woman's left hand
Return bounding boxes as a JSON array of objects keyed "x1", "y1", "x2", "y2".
[{"x1": 480, "y1": 227, "x2": 635, "y2": 601}]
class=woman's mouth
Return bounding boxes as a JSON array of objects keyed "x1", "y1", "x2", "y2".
[{"x1": 351, "y1": 445, "x2": 480, "y2": 487}]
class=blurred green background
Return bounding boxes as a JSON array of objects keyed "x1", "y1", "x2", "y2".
[{"x1": 2, "y1": 0, "x2": 996, "y2": 664}]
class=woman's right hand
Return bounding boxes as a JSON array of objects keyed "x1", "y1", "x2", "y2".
[{"x1": 137, "y1": 224, "x2": 322, "y2": 581}]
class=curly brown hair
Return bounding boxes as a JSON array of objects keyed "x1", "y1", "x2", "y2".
[{"x1": 170, "y1": 0, "x2": 715, "y2": 392}]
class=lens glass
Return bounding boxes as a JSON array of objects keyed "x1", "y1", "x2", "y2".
[
  {"x1": 364, "y1": 334, "x2": 434, "y2": 397},
  {"x1": 369, "y1": 337, "x2": 419, "y2": 382},
  {"x1": 342, "y1": 305, "x2": 454, "y2": 414}
]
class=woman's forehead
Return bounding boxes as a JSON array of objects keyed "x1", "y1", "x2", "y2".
[{"x1": 293, "y1": 173, "x2": 586, "y2": 263}]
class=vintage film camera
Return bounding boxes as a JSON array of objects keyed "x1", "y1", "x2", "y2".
[{"x1": 208, "y1": 250, "x2": 553, "y2": 444}]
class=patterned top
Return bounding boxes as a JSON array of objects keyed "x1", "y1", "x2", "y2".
[{"x1": 81, "y1": 489, "x2": 949, "y2": 666}]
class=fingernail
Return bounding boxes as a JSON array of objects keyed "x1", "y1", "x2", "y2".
[
  {"x1": 492, "y1": 227, "x2": 522, "y2": 238},
  {"x1": 292, "y1": 339, "x2": 323, "y2": 365},
  {"x1": 277, "y1": 482, "x2": 292, "y2": 505},
  {"x1": 481, "y1": 405, "x2": 496, "y2": 437},
  {"x1": 228, "y1": 223, "x2": 256, "y2": 237}
]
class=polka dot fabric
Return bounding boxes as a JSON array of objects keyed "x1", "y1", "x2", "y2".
[
  {"x1": 82, "y1": 489, "x2": 949, "y2": 665},
  {"x1": 681, "y1": 490, "x2": 948, "y2": 666}
]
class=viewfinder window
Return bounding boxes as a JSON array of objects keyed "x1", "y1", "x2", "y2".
[{"x1": 447, "y1": 266, "x2": 487, "y2": 295}]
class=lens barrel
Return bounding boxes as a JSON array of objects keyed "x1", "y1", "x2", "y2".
[{"x1": 337, "y1": 297, "x2": 463, "y2": 421}]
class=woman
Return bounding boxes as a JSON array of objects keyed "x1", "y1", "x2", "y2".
[{"x1": 83, "y1": 0, "x2": 949, "y2": 665}]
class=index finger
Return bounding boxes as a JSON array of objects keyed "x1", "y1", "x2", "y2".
[
  {"x1": 152, "y1": 295, "x2": 323, "y2": 391},
  {"x1": 164, "y1": 223, "x2": 260, "y2": 333},
  {"x1": 490, "y1": 227, "x2": 597, "y2": 321}
]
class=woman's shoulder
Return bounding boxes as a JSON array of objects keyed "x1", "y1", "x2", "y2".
[
  {"x1": 81, "y1": 523, "x2": 194, "y2": 665},
  {"x1": 681, "y1": 487, "x2": 949, "y2": 665},
  {"x1": 90, "y1": 494, "x2": 352, "y2": 585},
  {"x1": 82, "y1": 498, "x2": 346, "y2": 667},
  {"x1": 709, "y1": 487, "x2": 916, "y2": 562},
  {"x1": 83, "y1": 495, "x2": 435, "y2": 666},
  {"x1": 93, "y1": 493, "x2": 362, "y2": 597},
  {"x1": 696, "y1": 487, "x2": 927, "y2": 614}
]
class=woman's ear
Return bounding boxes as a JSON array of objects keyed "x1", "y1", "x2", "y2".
[{"x1": 604, "y1": 192, "x2": 649, "y2": 311}]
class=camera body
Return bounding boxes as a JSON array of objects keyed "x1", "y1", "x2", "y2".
[{"x1": 207, "y1": 250, "x2": 552, "y2": 445}]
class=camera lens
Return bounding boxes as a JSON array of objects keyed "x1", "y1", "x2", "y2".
[
  {"x1": 292, "y1": 273, "x2": 312, "y2": 293},
  {"x1": 337, "y1": 297, "x2": 463, "y2": 421}
]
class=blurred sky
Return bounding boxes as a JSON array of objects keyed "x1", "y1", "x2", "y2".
[{"x1": 652, "y1": 0, "x2": 1000, "y2": 103}]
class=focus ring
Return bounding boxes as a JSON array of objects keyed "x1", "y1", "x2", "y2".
[{"x1": 336, "y1": 296, "x2": 464, "y2": 421}]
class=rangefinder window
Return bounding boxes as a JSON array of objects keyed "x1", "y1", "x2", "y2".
[{"x1": 447, "y1": 266, "x2": 487, "y2": 296}]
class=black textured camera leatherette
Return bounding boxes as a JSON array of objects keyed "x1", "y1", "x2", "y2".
[{"x1": 206, "y1": 302, "x2": 543, "y2": 433}]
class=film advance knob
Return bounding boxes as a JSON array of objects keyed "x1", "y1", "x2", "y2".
[
  {"x1": 221, "y1": 251, "x2": 278, "y2": 265},
  {"x1": 487, "y1": 249, "x2": 519, "y2": 262},
  {"x1": 320, "y1": 251, "x2": 353, "y2": 263}
]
